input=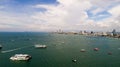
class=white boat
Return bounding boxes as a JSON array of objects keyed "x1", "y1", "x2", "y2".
[
  {"x1": 72, "y1": 59, "x2": 77, "y2": 63},
  {"x1": 34, "y1": 45, "x2": 47, "y2": 48},
  {"x1": 10, "y1": 54, "x2": 31, "y2": 61},
  {"x1": 80, "y1": 49, "x2": 86, "y2": 52}
]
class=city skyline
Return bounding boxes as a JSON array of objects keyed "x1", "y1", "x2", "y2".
[{"x1": 0, "y1": 0, "x2": 120, "y2": 32}]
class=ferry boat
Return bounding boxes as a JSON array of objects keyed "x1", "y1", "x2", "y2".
[
  {"x1": 34, "y1": 44, "x2": 47, "y2": 48},
  {"x1": 10, "y1": 54, "x2": 31, "y2": 61}
]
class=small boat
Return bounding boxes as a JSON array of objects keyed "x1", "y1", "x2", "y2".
[
  {"x1": 72, "y1": 59, "x2": 77, "y2": 63},
  {"x1": 10, "y1": 54, "x2": 31, "y2": 61},
  {"x1": 80, "y1": 49, "x2": 86, "y2": 52},
  {"x1": 34, "y1": 44, "x2": 47, "y2": 48},
  {"x1": 94, "y1": 48, "x2": 99, "y2": 51},
  {"x1": 0, "y1": 45, "x2": 2, "y2": 49}
]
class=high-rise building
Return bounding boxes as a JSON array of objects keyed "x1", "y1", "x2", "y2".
[{"x1": 112, "y1": 29, "x2": 117, "y2": 36}]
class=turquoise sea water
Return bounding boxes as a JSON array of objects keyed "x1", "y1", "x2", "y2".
[{"x1": 0, "y1": 32, "x2": 120, "y2": 67}]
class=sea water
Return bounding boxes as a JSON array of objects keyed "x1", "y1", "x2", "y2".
[{"x1": 0, "y1": 32, "x2": 120, "y2": 67}]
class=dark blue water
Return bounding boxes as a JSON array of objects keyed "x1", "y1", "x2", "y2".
[{"x1": 0, "y1": 32, "x2": 120, "y2": 67}]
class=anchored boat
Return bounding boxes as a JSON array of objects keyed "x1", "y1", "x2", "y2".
[
  {"x1": 34, "y1": 44, "x2": 47, "y2": 48},
  {"x1": 0, "y1": 45, "x2": 2, "y2": 49},
  {"x1": 10, "y1": 54, "x2": 31, "y2": 61}
]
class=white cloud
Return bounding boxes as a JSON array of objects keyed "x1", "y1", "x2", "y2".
[
  {"x1": 108, "y1": 5, "x2": 120, "y2": 17},
  {"x1": 32, "y1": 0, "x2": 120, "y2": 32},
  {"x1": 31, "y1": 0, "x2": 93, "y2": 31},
  {"x1": 0, "y1": 0, "x2": 120, "y2": 32},
  {"x1": 0, "y1": 11, "x2": 36, "y2": 31}
]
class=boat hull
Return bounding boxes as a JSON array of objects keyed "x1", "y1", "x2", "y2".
[{"x1": 10, "y1": 54, "x2": 31, "y2": 61}]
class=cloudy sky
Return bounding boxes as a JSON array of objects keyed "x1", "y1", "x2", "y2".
[{"x1": 0, "y1": 0, "x2": 120, "y2": 32}]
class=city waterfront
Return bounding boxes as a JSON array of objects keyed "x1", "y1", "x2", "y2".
[{"x1": 0, "y1": 32, "x2": 120, "y2": 67}]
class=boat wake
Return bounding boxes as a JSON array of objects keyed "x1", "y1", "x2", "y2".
[{"x1": 1, "y1": 45, "x2": 33, "y2": 53}]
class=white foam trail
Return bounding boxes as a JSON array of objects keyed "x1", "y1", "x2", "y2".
[
  {"x1": 1, "y1": 45, "x2": 33, "y2": 53},
  {"x1": 1, "y1": 48, "x2": 21, "y2": 53}
]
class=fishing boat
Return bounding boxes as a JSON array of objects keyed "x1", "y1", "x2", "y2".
[{"x1": 10, "y1": 54, "x2": 31, "y2": 61}]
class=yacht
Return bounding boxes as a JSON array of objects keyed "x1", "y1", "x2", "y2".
[
  {"x1": 34, "y1": 44, "x2": 47, "y2": 48},
  {"x1": 10, "y1": 54, "x2": 31, "y2": 61}
]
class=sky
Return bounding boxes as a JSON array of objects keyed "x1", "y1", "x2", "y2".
[{"x1": 0, "y1": 0, "x2": 120, "y2": 32}]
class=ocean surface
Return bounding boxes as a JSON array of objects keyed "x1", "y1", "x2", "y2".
[{"x1": 0, "y1": 32, "x2": 120, "y2": 67}]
